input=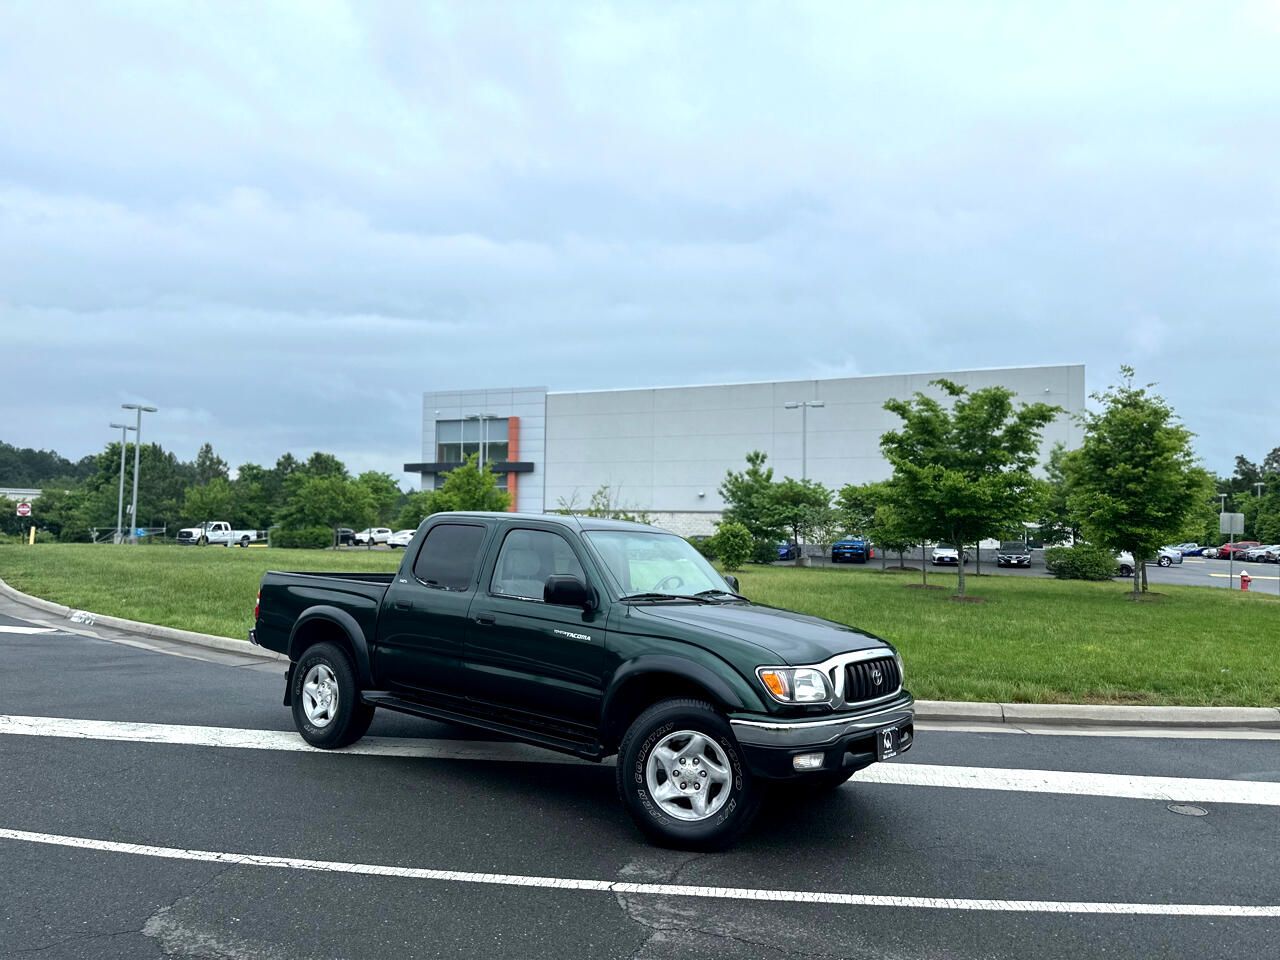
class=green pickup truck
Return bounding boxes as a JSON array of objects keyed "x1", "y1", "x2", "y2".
[{"x1": 251, "y1": 512, "x2": 914, "y2": 849}]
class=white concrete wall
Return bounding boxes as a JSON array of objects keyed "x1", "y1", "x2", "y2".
[{"x1": 543, "y1": 365, "x2": 1084, "y2": 514}]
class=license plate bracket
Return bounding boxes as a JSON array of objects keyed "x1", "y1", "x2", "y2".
[{"x1": 876, "y1": 725, "x2": 900, "y2": 760}]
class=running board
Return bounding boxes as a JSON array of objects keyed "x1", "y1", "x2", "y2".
[{"x1": 360, "y1": 692, "x2": 605, "y2": 762}]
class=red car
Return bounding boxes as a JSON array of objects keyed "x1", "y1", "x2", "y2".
[{"x1": 1215, "y1": 542, "x2": 1260, "y2": 560}]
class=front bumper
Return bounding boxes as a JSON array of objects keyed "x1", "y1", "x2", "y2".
[{"x1": 730, "y1": 694, "x2": 914, "y2": 779}]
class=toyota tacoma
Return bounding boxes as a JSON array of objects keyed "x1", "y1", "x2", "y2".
[{"x1": 251, "y1": 512, "x2": 914, "y2": 849}]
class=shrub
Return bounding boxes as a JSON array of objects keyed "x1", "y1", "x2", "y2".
[
  {"x1": 1044, "y1": 544, "x2": 1116, "y2": 581},
  {"x1": 716, "y1": 522, "x2": 754, "y2": 571},
  {"x1": 271, "y1": 526, "x2": 335, "y2": 549},
  {"x1": 687, "y1": 536, "x2": 717, "y2": 561}
]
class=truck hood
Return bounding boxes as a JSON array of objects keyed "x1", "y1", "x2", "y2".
[{"x1": 632, "y1": 602, "x2": 890, "y2": 666}]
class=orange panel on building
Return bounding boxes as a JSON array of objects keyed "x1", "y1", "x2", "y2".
[{"x1": 506, "y1": 417, "x2": 519, "y2": 511}]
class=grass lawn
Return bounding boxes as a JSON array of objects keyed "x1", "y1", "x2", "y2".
[{"x1": 2, "y1": 544, "x2": 1277, "y2": 706}]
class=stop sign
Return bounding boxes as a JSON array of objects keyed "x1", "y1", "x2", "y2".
[{"x1": 16, "y1": 502, "x2": 31, "y2": 517}]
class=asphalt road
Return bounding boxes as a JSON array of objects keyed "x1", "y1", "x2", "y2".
[
  {"x1": 805, "y1": 548, "x2": 1280, "y2": 592},
  {"x1": 2, "y1": 606, "x2": 1278, "y2": 959}
]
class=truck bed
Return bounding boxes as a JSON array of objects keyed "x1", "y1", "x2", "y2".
[{"x1": 251, "y1": 570, "x2": 397, "y2": 657}]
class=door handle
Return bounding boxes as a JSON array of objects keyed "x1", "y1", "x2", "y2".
[
  {"x1": 474, "y1": 613, "x2": 496, "y2": 625},
  {"x1": 392, "y1": 599, "x2": 413, "y2": 611}
]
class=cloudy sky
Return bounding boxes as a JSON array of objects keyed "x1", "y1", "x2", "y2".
[{"x1": 2, "y1": 1, "x2": 1277, "y2": 484}]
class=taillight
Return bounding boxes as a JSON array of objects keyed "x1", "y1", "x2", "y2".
[{"x1": 254, "y1": 590, "x2": 261, "y2": 622}]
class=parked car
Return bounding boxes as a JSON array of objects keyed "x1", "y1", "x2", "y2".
[
  {"x1": 176, "y1": 521, "x2": 264, "y2": 548},
  {"x1": 354, "y1": 527, "x2": 393, "y2": 546},
  {"x1": 387, "y1": 529, "x2": 416, "y2": 549},
  {"x1": 1215, "y1": 542, "x2": 1260, "y2": 561},
  {"x1": 1116, "y1": 547, "x2": 1183, "y2": 576},
  {"x1": 335, "y1": 527, "x2": 357, "y2": 546},
  {"x1": 250, "y1": 512, "x2": 914, "y2": 849},
  {"x1": 776, "y1": 542, "x2": 800, "y2": 561},
  {"x1": 1171, "y1": 542, "x2": 1203, "y2": 556},
  {"x1": 996, "y1": 541, "x2": 1032, "y2": 568},
  {"x1": 830, "y1": 537, "x2": 873, "y2": 563},
  {"x1": 1265, "y1": 546, "x2": 1280, "y2": 564},
  {"x1": 930, "y1": 544, "x2": 968, "y2": 566},
  {"x1": 1242, "y1": 544, "x2": 1280, "y2": 563}
]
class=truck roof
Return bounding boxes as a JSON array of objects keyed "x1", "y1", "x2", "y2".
[{"x1": 431, "y1": 511, "x2": 670, "y2": 534}]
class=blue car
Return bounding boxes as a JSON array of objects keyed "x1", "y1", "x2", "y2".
[
  {"x1": 776, "y1": 542, "x2": 801, "y2": 561},
  {"x1": 831, "y1": 537, "x2": 872, "y2": 563}
]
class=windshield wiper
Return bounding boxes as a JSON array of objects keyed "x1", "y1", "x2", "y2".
[
  {"x1": 618, "y1": 592, "x2": 713, "y2": 604},
  {"x1": 693, "y1": 589, "x2": 750, "y2": 602}
]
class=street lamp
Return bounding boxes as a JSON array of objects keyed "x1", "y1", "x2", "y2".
[
  {"x1": 108, "y1": 422, "x2": 136, "y2": 544},
  {"x1": 783, "y1": 400, "x2": 825, "y2": 480},
  {"x1": 464, "y1": 413, "x2": 500, "y2": 469},
  {"x1": 121, "y1": 403, "x2": 158, "y2": 543}
]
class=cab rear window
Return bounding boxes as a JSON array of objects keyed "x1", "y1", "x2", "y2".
[{"x1": 412, "y1": 524, "x2": 486, "y2": 591}]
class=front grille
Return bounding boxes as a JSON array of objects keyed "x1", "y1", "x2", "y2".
[{"x1": 844, "y1": 656, "x2": 901, "y2": 704}]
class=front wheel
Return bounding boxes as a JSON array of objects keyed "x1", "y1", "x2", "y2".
[
  {"x1": 1159, "y1": 556, "x2": 1172, "y2": 567},
  {"x1": 290, "y1": 643, "x2": 375, "y2": 749},
  {"x1": 616, "y1": 699, "x2": 760, "y2": 850}
]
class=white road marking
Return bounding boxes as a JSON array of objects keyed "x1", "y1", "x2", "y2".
[
  {"x1": 1209, "y1": 572, "x2": 1279, "y2": 581},
  {"x1": 0, "y1": 827, "x2": 1276, "y2": 917},
  {"x1": 4, "y1": 715, "x2": 1280, "y2": 806},
  {"x1": 0, "y1": 625, "x2": 56, "y2": 635}
]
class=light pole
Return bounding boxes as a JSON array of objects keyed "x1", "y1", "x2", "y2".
[
  {"x1": 108, "y1": 422, "x2": 136, "y2": 544},
  {"x1": 783, "y1": 400, "x2": 825, "y2": 481},
  {"x1": 465, "y1": 413, "x2": 499, "y2": 469},
  {"x1": 121, "y1": 403, "x2": 158, "y2": 543}
]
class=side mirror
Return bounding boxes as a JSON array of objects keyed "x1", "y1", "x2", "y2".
[
  {"x1": 544, "y1": 575, "x2": 594, "y2": 610},
  {"x1": 723, "y1": 575, "x2": 740, "y2": 593}
]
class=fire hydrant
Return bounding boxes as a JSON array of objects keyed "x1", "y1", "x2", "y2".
[{"x1": 1240, "y1": 570, "x2": 1252, "y2": 592}]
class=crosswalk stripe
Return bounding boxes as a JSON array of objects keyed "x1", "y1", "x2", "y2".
[{"x1": 3, "y1": 714, "x2": 1279, "y2": 806}]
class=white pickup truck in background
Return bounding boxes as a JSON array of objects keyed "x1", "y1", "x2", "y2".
[{"x1": 176, "y1": 521, "x2": 265, "y2": 547}]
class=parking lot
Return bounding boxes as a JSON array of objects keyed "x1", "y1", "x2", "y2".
[
  {"x1": 806, "y1": 548, "x2": 1280, "y2": 592},
  {"x1": 2, "y1": 598, "x2": 1278, "y2": 960}
]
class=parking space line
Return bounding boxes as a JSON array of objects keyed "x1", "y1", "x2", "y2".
[
  {"x1": 5, "y1": 715, "x2": 1280, "y2": 806},
  {"x1": 0, "y1": 827, "x2": 1275, "y2": 916}
]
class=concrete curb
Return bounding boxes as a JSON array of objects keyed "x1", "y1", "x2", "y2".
[
  {"x1": 3, "y1": 577, "x2": 1277, "y2": 727},
  {"x1": 0, "y1": 577, "x2": 285, "y2": 663},
  {"x1": 914, "y1": 699, "x2": 1280, "y2": 728}
]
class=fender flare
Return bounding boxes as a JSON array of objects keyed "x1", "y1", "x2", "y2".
[
  {"x1": 600, "y1": 654, "x2": 759, "y2": 740},
  {"x1": 287, "y1": 606, "x2": 373, "y2": 687}
]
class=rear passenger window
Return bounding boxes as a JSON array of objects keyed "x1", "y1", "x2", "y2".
[{"x1": 412, "y1": 524, "x2": 486, "y2": 591}]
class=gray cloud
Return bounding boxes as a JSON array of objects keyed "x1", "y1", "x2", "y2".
[{"x1": 2, "y1": 1, "x2": 1277, "y2": 481}]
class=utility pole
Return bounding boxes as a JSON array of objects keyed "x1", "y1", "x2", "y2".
[
  {"x1": 108, "y1": 422, "x2": 136, "y2": 544},
  {"x1": 121, "y1": 403, "x2": 158, "y2": 543}
]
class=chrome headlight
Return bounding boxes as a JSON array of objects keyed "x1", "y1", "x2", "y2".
[
  {"x1": 756, "y1": 666, "x2": 832, "y2": 704},
  {"x1": 893, "y1": 650, "x2": 905, "y2": 685}
]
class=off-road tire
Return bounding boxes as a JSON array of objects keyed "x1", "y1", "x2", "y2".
[
  {"x1": 616, "y1": 698, "x2": 760, "y2": 850},
  {"x1": 290, "y1": 642, "x2": 375, "y2": 749}
]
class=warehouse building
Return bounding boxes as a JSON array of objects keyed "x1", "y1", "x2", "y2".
[{"x1": 405, "y1": 364, "x2": 1086, "y2": 536}]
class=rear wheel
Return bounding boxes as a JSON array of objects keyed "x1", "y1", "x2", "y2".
[
  {"x1": 290, "y1": 642, "x2": 374, "y2": 749},
  {"x1": 616, "y1": 698, "x2": 760, "y2": 850}
]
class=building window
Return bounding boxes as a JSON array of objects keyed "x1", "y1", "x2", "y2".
[{"x1": 436, "y1": 418, "x2": 509, "y2": 464}]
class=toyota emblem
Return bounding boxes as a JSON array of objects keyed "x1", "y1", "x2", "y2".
[{"x1": 870, "y1": 666, "x2": 883, "y2": 685}]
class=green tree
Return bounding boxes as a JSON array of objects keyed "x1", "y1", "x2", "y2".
[
  {"x1": 193, "y1": 443, "x2": 229, "y2": 485},
  {"x1": 715, "y1": 522, "x2": 753, "y2": 571},
  {"x1": 300, "y1": 451, "x2": 347, "y2": 479},
  {"x1": 718, "y1": 451, "x2": 786, "y2": 560},
  {"x1": 1035, "y1": 443, "x2": 1080, "y2": 546},
  {"x1": 430, "y1": 455, "x2": 512, "y2": 513},
  {"x1": 356, "y1": 471, "x2": 403, "y2": 525},
  {"x1": 277, "y1": 474, "x2": 375, "y2": 543},
  {"x1": 182, "y1": 478, "x2": 236, "y2": 525},
  {"x1": 1066, "y1": 367, "x2": 1204, "y2": 596},
  {"x1": 766, "y1": 477, "x2": 834, "y2": 554},
  {"x1": 835, "y1": 482, "x2": 880, "y2": 537},
  {"x1": 395, "y1": 489, "x2": 442, "y2": 530},
  {"x1": 881, "y1": 379, "x2": 1060, "y2": 597},
  {"x1": 555, "y1": 484, "x2": 652, "y2": 523}
]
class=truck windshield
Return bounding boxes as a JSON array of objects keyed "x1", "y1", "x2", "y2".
[{"x1": 584, "y1": 531, "x2": 730, "y2": 598}]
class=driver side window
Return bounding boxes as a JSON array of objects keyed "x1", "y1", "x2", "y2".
[{"x1": 490, "y1": 529, "x2": 586, "y2": 601}]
